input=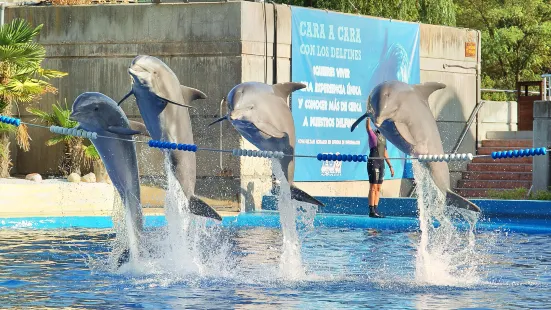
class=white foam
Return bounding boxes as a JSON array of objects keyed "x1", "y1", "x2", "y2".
[
  {"x1": 271, "y1": 159, "x2": 319, "y2": 282},
  {"x1": 412, "y1": 162, "x2": 484, "y2": 286},
  {"x1": 90, "y1": 156, "x2": 235, "y2": 280}
]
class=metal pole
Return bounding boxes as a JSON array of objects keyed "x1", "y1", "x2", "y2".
[{"x1": 1, "y1": 2, "x2": 5, "y2": 27}]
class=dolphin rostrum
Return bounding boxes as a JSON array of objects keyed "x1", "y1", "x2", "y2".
[
  {"x1": 208, "y1": 81, "x2": 324, "y2": 207},
  {"x1": 351, "y1": 80, "x2": 481, "y2": 213},
  {"x1": 118, "y1": 55, "x2": 222, "y2": 222},
  {"x1": 69, "y1": 92, "x2": 150, "y2": 267}
]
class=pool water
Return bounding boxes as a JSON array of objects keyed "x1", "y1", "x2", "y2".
[{"x1": 1, "y1": 224, "x2": 550, "y2": 309}]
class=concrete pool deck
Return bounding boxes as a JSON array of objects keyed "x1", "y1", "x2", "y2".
[
  {"x1": 0, "y1": 178, "x2": 239, "y2": 218},
  {"x1": 2, "y1": 177, "x2": 551, "y2": 223}
]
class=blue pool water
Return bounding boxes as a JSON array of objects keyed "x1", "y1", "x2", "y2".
[{"x1": 1, "y1": 212, "x2": 550, "y2": 309}]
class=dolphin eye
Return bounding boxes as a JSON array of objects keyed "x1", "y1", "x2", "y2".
[{"x1": 94, "y1": 107, "x2": 99, "y2": 111}]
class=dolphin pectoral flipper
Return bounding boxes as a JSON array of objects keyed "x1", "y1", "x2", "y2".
[
  {"x1": 107, "y1": 126, "x2": 142, "y2": 136},
  {"x1": 189, "y1": 196, "x2": 223, "y2": 222},
  {"x1": 413, "y1": 82, "x2": 446, "y2": 102},
  {"x1": 290, "y1": 185, "x2": 325, "y2": 207},
  {"x1": 272, "y1": 82, "x2": 307, "y2": 99},
  {"x1": 180, "y1": 85, "x2": 207, "y2": 103},
  {"x1": 118, "y1": 90, "x2": 134, "y2": 106},
  {"x1": 208, "y1": 115, "x2": 228, "y2": 127},
  {"x1": 445, "y1": 190, "x2": 481, "y2": 213},
  {"x1": 128, "y1": 120, "x2": 150, "y2": 137},
  {"x1": 253, "y1": 121, "x2": 286, "y2": 139},
  {"x1": 350, "y1": 113, "x2": 371, "y2": 132},
  {"x1": 155, "y1": 94, "x2": 195, "y2": 109}
]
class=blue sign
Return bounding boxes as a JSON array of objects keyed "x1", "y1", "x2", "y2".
[{"x1": 291, "y1": 6, "x2": 420, "y2": 182}]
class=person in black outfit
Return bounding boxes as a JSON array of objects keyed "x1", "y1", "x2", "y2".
[{"x1": 366, "y1": 119, "x2": 394, "y2": 218}]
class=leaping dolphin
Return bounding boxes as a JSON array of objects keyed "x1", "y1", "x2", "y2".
[
  {"x1": 351, "y1": 80, "x2": 481, "y2": 213},
  {"x1": 118, "y1": 55, "x2": 222, "y2": 222},
  {"x1": 208, "y1": 81, "x2": 324, "y2": 207},
  {"x1": 69, "y1": 92, "x2": 150, "y2": 267}
]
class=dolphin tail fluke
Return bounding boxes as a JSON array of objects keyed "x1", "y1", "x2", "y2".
[
  {"x1": 189, "y1": 196, "x2": 223, "y2": 222},
  {"x1": 118, "y1": 90, "x2": 133, "y2": 106},
  {"x1": 445, "y1": 190, "x2": 481, "y2": 213},
  {"x1": 290, "y1": 185, "x2": 325, "y2": 207}
]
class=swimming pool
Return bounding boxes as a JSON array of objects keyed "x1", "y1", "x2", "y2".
[{"x1": 1, "y1": 211, "x2": 550, "y2": 309}]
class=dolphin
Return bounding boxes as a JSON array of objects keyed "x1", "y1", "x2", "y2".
[
  {"x1": 69, "y1": 92, "x2": 150, "y2": 267},
  {"x1": 351, "y1": 80, "x2": 481, "y2": 213},
  {"x1": 208, "y1": 81, "x2": 324, "y2": 207},
  {"x1": 118, "y1": 55, "x2": 222, "y2": 222}
]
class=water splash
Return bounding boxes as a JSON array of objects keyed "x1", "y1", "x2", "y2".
[
  {"x1": 270, "y1": 159, "x2": 318, "y2": 281},
  {"x1": 412, "y1": 161, "x2": 483, "y2": 286},
  {"x1": 272, "y1": 159, "x2": 305, "y2": 280},
  {"x1": 91, "y1": 157, "x2": 236, "y2": 281}
]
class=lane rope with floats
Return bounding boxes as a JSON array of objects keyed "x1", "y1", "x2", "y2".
[{"x1": 1, "y1": 115, "x2": 548, "y2": 163}]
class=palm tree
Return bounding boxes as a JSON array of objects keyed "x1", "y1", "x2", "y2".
[
  {"x1": 0, "y1": 18, "x2": 67, "y2": 177},
  {"x1": 27, "y1": 100, "x2": 100, "y2": 176}
]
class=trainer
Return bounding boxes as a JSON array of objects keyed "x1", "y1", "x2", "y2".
[{"x1": 366, "y1": 119, "x2": 394, "y2": 218}]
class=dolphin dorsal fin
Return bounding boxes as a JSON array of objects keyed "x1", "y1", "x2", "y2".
[
  {"x1": 181, "y1": 85, "x2": 207, "y2": 103},
  {"x1": 413, "y1": 82, "x2": 446, "y2": 103},
  {"x1": 272, "y1": 82, "x2": 306, "y2": 99}
]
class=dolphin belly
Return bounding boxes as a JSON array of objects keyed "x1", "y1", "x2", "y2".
[
  {"x1": 231, "y1": 120, "x2": 324, "y2": 207},
  {"x1": 377, "y1": 120, "x2": 414, "y2": 155},
  {"x1": 377, "y1": 119, "x2": 480, "y2": 212},
  {"x1": 231, "y1": 119, "x2": 286, "y2": 152},
  {"x1": 90, "y1": 134, "x2": 143, "y2": 231}
]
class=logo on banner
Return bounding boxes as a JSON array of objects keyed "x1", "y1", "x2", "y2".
[{"x1": 321, "y1": 153, "x2": 343, "y2": 177}]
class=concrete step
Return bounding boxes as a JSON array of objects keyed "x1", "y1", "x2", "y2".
[
  {"x1": 477, "y1": 146, "x2": 541, "y2": 155},
  {"x1": 466, "y1": 163, "x2": 533, "y2": 172},
  {"x1": 486, "y1": 131, "x2": 533, "y2": 140},
  {"x1": 454, "y1": 188, "x2": 522, "y2": 198},
  {"x1": 472, "y1": 156, "x2": 532, "y2": 164},
  {"x1": 457, "y1": 180, "x2": 531, "y2": 189},
  {"x1": 461, "y1": 171, "x2": 532, "y2": 181},
  {"x1": 481, "y1": 139, "x2": 533, "y2": 148}
]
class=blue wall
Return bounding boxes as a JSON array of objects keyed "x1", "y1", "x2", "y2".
[{"x1": 290, "y1": 6, "x2": 419, "y2": 182}]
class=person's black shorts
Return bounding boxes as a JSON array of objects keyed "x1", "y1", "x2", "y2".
[{"x1": 367, "y1": 160, "x2": 385, "y2": 184}]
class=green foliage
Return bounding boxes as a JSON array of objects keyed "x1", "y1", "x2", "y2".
[
  {"x1": 27, "y1": 100, "x2": 78, "y2": 146},
  {"x1": 276, "y1": 0, "x2": 455, "y2": 26},
  {"x1": 0, "y1": 18, "x2": 67, "y2": 177},
  {"x1": 27, "y1": 100, "x2": 100, "y2": 175},
  {"x1": 83, "y1": 144, "x2": 100, "y2": 161},
  {"x1": 487, "y1": 187, "x2": 551, "y2": 200},
  {"x1": 487, "y1": 188, "x2": 528, "y2": 199},
  {"x1": 457, "y1": 0, "x2": 551, "y2": 90},
  {"x1": 419, "y1": 0, "x2": 456, "y2": 26},
  {"x1": 0, "y1": 19, "x2": 67, "y2": 110}
]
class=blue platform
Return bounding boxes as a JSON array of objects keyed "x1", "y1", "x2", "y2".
[{"x1": 261, "y1": 195, "x2": 551, "y2": 220}]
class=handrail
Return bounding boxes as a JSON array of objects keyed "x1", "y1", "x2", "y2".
[
  {"x1": 482, "y1": 88, "x2": 540, "y2": 95},
  {"x1": 408, "y1": 100, "x2": 486, "y2": 198},
  {"x1": 451, "y1": 100, "x2": 486, "y2": 154}
]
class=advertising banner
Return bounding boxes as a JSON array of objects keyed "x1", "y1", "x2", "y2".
[{"x1": 291, "y1": 7, "x2": 419, "y2": 181}]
